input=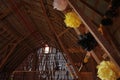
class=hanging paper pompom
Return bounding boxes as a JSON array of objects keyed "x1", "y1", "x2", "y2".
[
  {"x1": 64, "y1": 11, "x2": 81, "y2": 28},
  {"x1": 83, "y1": 52, "x2": 91, "y2": 63},
  {"x1": 97, "y1": 61, "x2": 120, "y2": 80},
  {"x1": 78, "y1": 32, "x2": 97, "y2": 51},
  {"x1": 98, "y1": 24, "x2": 104, "y2": 35},
  {"x1": 53, "y1": 0, "x2": 68, "y2": 11},
  {"x1": 101, "y1": 17, "x2": 113, "y2": 26}
]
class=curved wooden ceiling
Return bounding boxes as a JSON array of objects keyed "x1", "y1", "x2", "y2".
[
  {"x1": 0, "y1": 0, "x2": 82, "y2": 74},
  {"x1": 0, "y1": 0, "x2": 120, "y2": 80}
]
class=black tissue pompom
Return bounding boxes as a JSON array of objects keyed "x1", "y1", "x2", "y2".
[
  {"x1": 78, "y1": 32, "x2": 97, "y2": 51},
  {"x1": 105, "y1": 9, "x2": 118, "y2": 18},
  {"x1": 101, "y1": 18, "x2": 113, "y2": 26},
  {"x1": 111, "y1": 0, "x2": 120, "y2": 9},
  {"x1": 78, "y1": 35, "x2": 88, "y2": 50}
]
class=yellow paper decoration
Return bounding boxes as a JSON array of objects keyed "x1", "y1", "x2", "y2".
[
  {"x1": 97, "y1": 61, "x2": 120, "y2": 80},
  {"x1": 83, "y1": 58, "x2": 88, "y2": 63},
  {"x1": 83, "y1": 52, "x2": 90, "y2": 63},
  {"x1": 98, "y1": 24, "x2": 104, "y2": 35},
  {"x1": 64, "y1": 11, "x2": 81, "y2": 28}
]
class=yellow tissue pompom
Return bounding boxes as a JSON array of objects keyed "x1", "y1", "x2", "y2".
[
  {"x1": 98, "y1": 24, "x2": 104, "y2": 35},
  {"x1": 97, "y1": 61, "x2": 120, "y2": 80},
  {"x1": 64, "y1": 11, "x2": 81, "y2": 28},
  {"x1": 84, "y1": 58, "x2": 88, "y2": 63},
  {"x1": 83, "y1": 55, "x2": 90, "y2": 63}
]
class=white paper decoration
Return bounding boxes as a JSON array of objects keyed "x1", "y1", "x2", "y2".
[{"x1": 53, "y1": 0, "x2": 68, "y2": 11}]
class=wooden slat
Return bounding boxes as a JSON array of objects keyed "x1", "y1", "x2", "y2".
[
  {"x1": 67, "y1": 47, "x2": 85, "y2": 53},
  {"x1": 0, "y1": 39, "x2": 21, "y2": 69},
  {"x1": 58, "y1": 28, "x2": 70, "y2": 37},
  {"x1": 90, "y1": 51, "x2": 101, "y2": 64}
]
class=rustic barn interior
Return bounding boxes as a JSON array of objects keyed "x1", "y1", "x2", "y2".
[{"x1": 0, "y1": 0, "x2": 120, "y2": 80}]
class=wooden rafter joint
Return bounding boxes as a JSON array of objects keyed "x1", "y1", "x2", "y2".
[
  {"x1": 58, "y1": 28, "x2": 70, "y2": 37},
  {"x1": 102, "y1": 53, "x2": 109, "y2": 60}
]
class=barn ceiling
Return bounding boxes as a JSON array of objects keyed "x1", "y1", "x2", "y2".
[{"x1": 0, "y1": 0, "x2": 120, "y2": 80}]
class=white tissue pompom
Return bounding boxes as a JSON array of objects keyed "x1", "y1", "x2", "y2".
[{"x1": 53, "y1": 0, "x2": 68, "y2": 11}]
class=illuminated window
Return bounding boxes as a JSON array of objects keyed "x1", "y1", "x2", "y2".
[{"x1": 44, "y1": 44, "x2": 49, "y2": 54}]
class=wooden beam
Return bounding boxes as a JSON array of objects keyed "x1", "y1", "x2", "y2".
[
  {"x1": 73, "y1": 28, "x2": 81, "y2": 35},
  {"x1": 67, "y1": 47, "x2": 86, "y2": 53},
  {"x1": 40, "y1": 0, "x2": 81, "y2": 79},
  {"x1": 13, "y1": 70, "x2": 67, "y2": 73},
  {"x1": 90, "y1": 51, "x2": 101, "y2": 64},
  {"x1": 10, "y1": 47, "x2": 33, "y2": 72},
  {"x1": 68, "y1": 0, "x2": 120, "y2": 70},
  {"x1": 79, "y1": 72, "x2": 94, "y2": 80},
  {"x1": 0, "y1": 44, "x2": 17, "y2": 69},
  {"x1": 58, "y1": 28, "x2": 70, "y2": 37},
  {"x1": 0, "y1": 30, "x2": 29, "y2": 70}
]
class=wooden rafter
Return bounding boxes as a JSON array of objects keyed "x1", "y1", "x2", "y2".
[
  {"x1": 58, "y1": 28, "x2": 70, "y2": 37},
  {"x1": 0, "y1": 40, "x2": 21, "y2": 69}
]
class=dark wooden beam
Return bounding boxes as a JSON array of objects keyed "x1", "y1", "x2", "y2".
[
  {"x1": 58, "y1": 28, "x2": 70, "y2": 37},
  {"x1": 79, "y1": 72, "x2": 94, "y2": 80},
  {"x1": 67, "y1": 47, "x2": 85, "y2": 53},
  {"x1": 10, "y1": 48, "x2": 32, "y2": 72},
  {"x1": 5, "y1": 42, "x2": 34, "y2": 73},
  {"x1": 0, "y1": 39, "x2": 21, "y2": 69}
]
